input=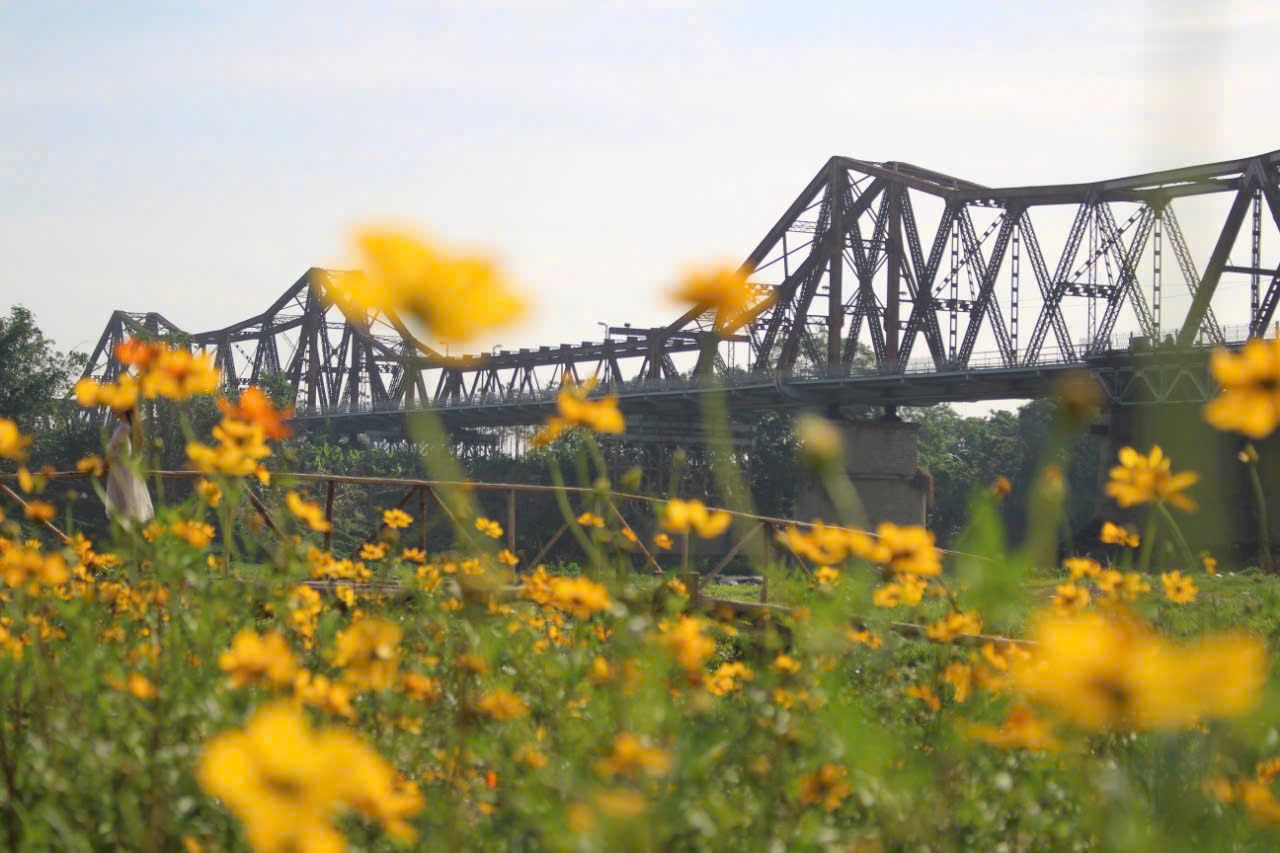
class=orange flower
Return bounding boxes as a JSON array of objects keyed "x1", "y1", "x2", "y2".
[{"x1": 218, "y1": 387, "x2": 294, "y2": 440}]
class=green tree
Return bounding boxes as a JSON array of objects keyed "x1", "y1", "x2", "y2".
[{"x1": 0, "y1": 306, "x2": 82, "y2": 421}]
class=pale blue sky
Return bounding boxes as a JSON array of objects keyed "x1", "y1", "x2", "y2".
[{"x1": 3, "y1": 1, "x2": 1278, "y2": 367}]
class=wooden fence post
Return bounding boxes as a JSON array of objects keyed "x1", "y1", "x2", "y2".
[
  {"x1": 506, "y1": 488, "x2": 516, "y2": 554},
  {"x1": 418, "y1": 486, "x2": 427, "y2": 552},
  {"x1": 682, "y1": 571, "x2": 701, "y2": 609},
  {"x1": 323, "y1": 479, "x2": 335, "y2": 551}
]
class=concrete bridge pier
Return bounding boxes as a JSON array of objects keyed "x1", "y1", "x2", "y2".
[{"x1": 794, "y1": 416, "x2": 929, "y2": 528}]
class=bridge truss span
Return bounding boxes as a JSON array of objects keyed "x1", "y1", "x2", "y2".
[{"x1": 81, "y1": 148, "x2": 1280, "y2": 429}]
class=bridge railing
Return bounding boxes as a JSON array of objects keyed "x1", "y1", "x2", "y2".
[{"x1": 295, "y1": 325, "x2": 1262, "y2": 418}]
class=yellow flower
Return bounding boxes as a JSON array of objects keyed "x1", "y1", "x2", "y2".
[
  {"x1": 196, "y1": 479, "x2": 222, "y2": 507},
  {"x1": 197, "y1": 702, "x2": 421, "y2": 852},
  {"x1": 286, "y1": 491, "x2": 332, "y2": 532},
  {"x1": 836, "y1": 522, "x2": 942, "y2": 577},
  {"x1": 0, "y1": 419, "x2": 32, "y2": 462},
  {"x1": 23, "y1": 501, "x2": 55, "y2": 524},
  {"x1": 332, "y1": 618, "x2": 402, "y2": 691},
  {"x1": 1013, "y1": 610, "x2": 1265, "y2": 731},
  {"x1": 292, "y1": 672, "x2": 357, "y2": 720},
  {"x1": 845, "y1": 626, "x2": 882, "y2": 649},
  {"x1": 218, "y1": 630, "x2": 299, "y2": 690},
  {"x1": 76, "y1": 454, "x2": 105, "y2": 477},
  {"x1": 773, "y1": 653, "x2": 801, "y2": 675},
  {"x1": 942, "y1": 662, "x2": 973, "y2": 703},
  {"x1": 217, "y1": 386, "x2": 293, "y2": 440},
  {"x1": 476, "y1": 688, "x2": 528, "y2": 720},
  {"x1": 113, "y1": 672, "x2": 157, "y2": 701},
  {"x1": 187, "y1": 417, "x2": 272, "y2": 482},
  {"x1": 140, "y1": 347, "x2": 221, "y2": 401},
  {"x1": 400, "y1": 547, "x2": 427, "y2": 564},
  {"x1": 798, "y1": 763, "x2": 851, "y2": 812},
  {"x1": 653, "y1": 533, "x2": 673, "y2": 550},
  {"x1": 990, "y1": 475, "x2": 1013, "y2": 498},
  {"x1": 576, "y1": 512, "x2": 605, "y2": 528},
  {"x1": 814, "y1": 565, "x2": 840, "y2": 587},
  {"x1": 474, "y1": 517, "x2": 503, "y2": 539},
  {"x1": 1105, "y1": 445, "x2": 1198, "y2": 512},
  {"x1": 925, "y1": 610, "x2": 983, "y2": 643},
  {"x1": 382, "y1": 508, "x2": 412, "y2": 529},
  {"x1": 359, "y1": 542, "x2": 388, "y2": 561},
  {"x1": 670, "y1": 262, "x2": 762, "y2": 333},
  {"x1": 1161, "y1": 570, "x2": 1198, "y2": 604},
  {"x1": 334, "y1": 227, "x2": 525, "y2": 343},
  {"x1": 1200, "y1": 551, "x2": 1218, "y2": 575},
  {"x1": 595, "y1": 733, "x2": 671, "y2": 778},
  {"x1": 74, "y1": 373, "x2": 141, "y2": 414},
  {"x1": 400, "y1": 671, "x2": 442, "y2": 703},
  {"x1": 547, "y1": 576, "x2": 611, "y2": 619},
  {"x1": 497, "y1": 548, "x2": 519, "y2": 567},
  {"x1": 170, "y1": 519, "x2": 215, "y2": 549},
  {"x1": 1120, "y1": 572, "x2": 1151, "y2": 601},
  {"x1": 660, "y1": 499, "x2": 731, "y2": 539},
  {"x1": 1204, "y1": 338, "x2": 1280, "y2": 438},
  {"x1": 660, "y1": 615, "x2": 716, "y2": 672},
  {"x1": 967, "y1": 705, "x2": 1060, "y2": 752},
  {"x1": 532, "y1": 380, "x2": 626, "y2": 446},
  {"x1": 1062, "y1": 556, "x2": 1101, "y2": 581},
  {"x1": 1100, "y1": 521, "x2": 1139, "y2": 548},
  {"x1": 705, "y1": 661, "x2": 753, "y2": 696},
  {"x1": 905, "y1": 684, "x2": 941, "y2": 712},
  {"x1": 1053, "y1": 583, "x2": 1091, "y2": 612}
]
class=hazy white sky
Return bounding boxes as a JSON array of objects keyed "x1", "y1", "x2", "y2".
[{"x1": 3, "y1": 0, "x2": 1279, "y2": 379}]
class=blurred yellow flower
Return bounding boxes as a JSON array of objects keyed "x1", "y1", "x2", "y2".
[
  {"x1": 171, "y1": 519, "x2": 215, "y2": 549},
  {"x1": 660, "y1": 499, "x2": 731, "y2": 539},
  {"x1": 195, "y1": 479, "x2": 222, "y2": 506},
  {"x1": 905, "y1": 684, "x2": 941, "y2": 712},
  {"x1": 532, "y1": 381, "x2": 625, "y2": 446},
  {"x1": 595, "y1": 732, "x2": 671, "y2": 778},
  {"x1": 334, "y1": 227, "x2": 525, "y2": 343},
  {"x1": 1161, "y1": 570, "x2": 1198, "y2": 604},
  {"x1": 925, "y1": 610, "x2": 983, "y2": 643},
  {"x1": 333, "y1": 618, "x2": 402, "y2": 691},
  {"x1": 1204, "y1": 338, "x2": 1280, "y2": 438},
  {"x1": 360, "y1": 542, "x2": 388, "y2": 561},
  {"x1": 1053, "y1": 583, "x2": 1090, "y2": 612},
  {"x1": 286, "y1": 491, "x2": 331, "y2": 532},
  {"x1": 1099, "y1": 521, "x2": 1139, "y2": 548},
  {"x1": 475, "y1": 517, "x2": 503, "y2": 539},
  {"x1": 798, "y1": 763, "x2": 851, "y2": 812},
  {"x1": 197, "y1": 701, "x2": 421, "y2": 851},
  {"x1": 476, "y1": 688, "x2": 529, "y2": 720},
  {"x1": 1013, "y1": 610, "x2": 1264, "y2": 731},
  {"x1": 383, "y1": 508, "x2": 412, "y2": 529},
  {"x1": 967, "y1": 705, "x2": 1060, "y2": 752},
  {"x1": 1105, "y1": 446, "x2": 1198, "y2": 512},
  {"x1": 187, "y1": 417, "x2": 272, "y2": 483},
  {"x1": 0, "y1": 419, "x2": 32, "y2": 462},
  {"x1": 661, "y1": 615, "x2": 716, "y2": 672},
  {"x1": 218, "y1": 630, "x2": 299, "y2": 690},
  {"x1": 706, "y1": 661, "x2": 753, "y2": 696},
  {"x1": 547, "y1": 576, "x2": 611, "y2": 620},
  {"x1": 670, "y1": 262, "x2": 761, "y2": 333}
]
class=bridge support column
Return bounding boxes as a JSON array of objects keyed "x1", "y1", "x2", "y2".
[{"x1": 795, "y1": 418, "x2": 928, "y2": 528}]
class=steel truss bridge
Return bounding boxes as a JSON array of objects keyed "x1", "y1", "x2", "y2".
[{"x1": 83, "y1": 149, "x2": 1280, "y2": 435}]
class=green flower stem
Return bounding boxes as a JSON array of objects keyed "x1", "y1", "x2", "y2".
[
  {"x1": 1136, "y1": 509, "x2": 1159, "y2": 575},
  {"x1": 1246, "y1": 457, "x2": 1274, "y2": 573},
  {"x1": 1155, "y1": 501, "x2": 1197, "y2": 574}
]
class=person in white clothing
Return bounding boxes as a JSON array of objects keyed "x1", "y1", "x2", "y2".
[{"x1": 104, "y1": 408, "x2": 154, "y2": 528}]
